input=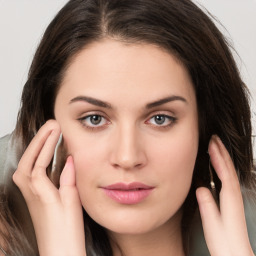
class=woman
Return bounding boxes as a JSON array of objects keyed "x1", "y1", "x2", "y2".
[{"x1": 0, "y1": 0, "x2": 255, "y2": 255}]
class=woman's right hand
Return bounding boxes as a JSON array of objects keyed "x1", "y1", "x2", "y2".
[{"x1": 13, "y1": 120, "x2": 86, "y2": 256}]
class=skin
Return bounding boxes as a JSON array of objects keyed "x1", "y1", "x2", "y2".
[
  {"x1": 54, "y1": 39, "x2": 198, "y2": 255},
  {"x1": 12, "y1": 39, "x2": 254, "y2": 256}
]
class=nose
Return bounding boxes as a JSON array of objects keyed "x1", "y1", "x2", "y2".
[{"x1": 109, "y1": 124, "x2": 147, "y2": 170}]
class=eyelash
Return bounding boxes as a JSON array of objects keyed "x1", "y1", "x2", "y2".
[
  {"x1": 78, "y1": 114, "x2": 110, "y2": 130},
  {"x1": 145, "y1": 114, "x2": 177, "y2": 129},
  {"x1": 78, "y1": 113, "x2": 177, "y2": 131}
]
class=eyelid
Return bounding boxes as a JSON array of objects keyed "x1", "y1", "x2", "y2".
[
  {"x1": 78, "y1": 112, "x2": 111, "y2": 130},
  {"x1": 77, "y1": 109, "x2": 108, "y2": 117},
  {"x1": 77, "y1": 110, "x2": 177, "y2": 131},
  {"x1": 145, "y1": 112, "x2": 177, "y2": 128},
  {"x1": 145, "y1": 110, "x2": 176, "y2": 120}
]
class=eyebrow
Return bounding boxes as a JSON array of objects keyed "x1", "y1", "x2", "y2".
[
  {"x1": 146, "y1": 95, "x2": 187, "y2": 109},
  {"x1": 69, "y1": 95, "x2": 187, "y2": 109},
  {"x1": 70, "y1": 96, "x2": 112, "y2": 109}
]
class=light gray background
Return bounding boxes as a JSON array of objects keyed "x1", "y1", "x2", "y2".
[{"x1": 0, "y1": 0, "x2": 255, "y2": 157}]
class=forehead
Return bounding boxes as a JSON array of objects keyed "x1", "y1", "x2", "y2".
[{"x1": 59, "y1": 39, "x2": 195, "y2": 104}]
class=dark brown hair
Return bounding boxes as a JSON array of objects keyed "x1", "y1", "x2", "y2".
[{"x1": 1, "y1": 0, "x2": 254, "y2": 255}]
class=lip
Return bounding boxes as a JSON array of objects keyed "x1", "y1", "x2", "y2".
[{"x1": 101, "y1": 182, "x2": 154, "y2": 205}]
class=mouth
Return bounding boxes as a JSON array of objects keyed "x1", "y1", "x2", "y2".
[{"x1": 101, "y1": 182, "x2": 154, "y2": 205}]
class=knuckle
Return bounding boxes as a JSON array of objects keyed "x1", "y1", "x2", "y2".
[
  {"x1": 16, "y1": 161, "x2": 24, "y2": 172},
  {"x1": 12, "y1": 170, "x2": 30, "y2": 193},
  {"x1": 233, "y1": 178, "x2": 241, "y2": 189},
  {"x1": 201, "y1": 194, "x2": 213, "y2": 205},
  {"x1": 30, "y1": 174, "x2": 44, "y2": 195},
  {"x1": 31, "y1": 166, "x2": 45, "y2": 179},
  {"x1": 230, "y1": 180, "x2": 241, "y2": 194},
  {"x1": 223, "y1": 175, "x2": 241, "y2": 193},
  {"x1": 12, "y1": 169, "x2": 25, "y2": 185},
  {"x1": 12, "y1": 170, "x2": 21, "y2": 185}
]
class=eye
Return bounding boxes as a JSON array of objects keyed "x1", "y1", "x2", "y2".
[
  {"x1": 146, "y1": 114, "x2": 176, "y2": 127},
  {"x1": 79, "y1": 114, "x2": 109, "y2": 129}
]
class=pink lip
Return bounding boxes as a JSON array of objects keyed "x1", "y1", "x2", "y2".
[{"x1": 101, "y1": 182, "x2": 154, "y2": 205}]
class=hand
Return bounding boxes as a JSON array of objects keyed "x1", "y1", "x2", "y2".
[
  {"x1": 196, "y1": 135, "x2": 255, "y2": 256},
  {"x1": 13, "y1": 120, "x2": 86, "y2": 256}
]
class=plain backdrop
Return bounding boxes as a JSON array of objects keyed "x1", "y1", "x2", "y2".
[{"x1": 0, "y1": 0, "x2": 255, "y2": 157}]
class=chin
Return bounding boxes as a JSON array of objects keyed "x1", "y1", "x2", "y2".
[
  {"x1": 85, "y1": 206, "x2": 181, "y2": 236},
  {"x1": 106, "y1": 221, "x2": 158, "y2": 235}
]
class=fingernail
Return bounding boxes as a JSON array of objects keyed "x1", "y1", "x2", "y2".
[
  {"x1": 212, "y1": 134, "x2": 223, "y2": 146},
  {"x1": 211, "y1": 134, "x2": 218, "y2": 141},
  {"x1": 214, "y1": 135, "x2": 225, "y2": 149},
  {"x1": 64, "y1": 155, "x2": 72, "y2": 169}
]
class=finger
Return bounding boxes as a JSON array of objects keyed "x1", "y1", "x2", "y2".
[
  {"x1": 28, "y1": 128, "x2": 62, "y2": 202},
  {"x1": 59, "y1": 156, "x2": 85, "y2": 254},
  {"x1": 60, "y1": 156, "x2": 81, "y2": 206},
  {"x1": 16, "y1": 120, "x2": 60, "y2": 177},
  {"x1": 33, "y1": 129, "x2": 61, "y2": 176},
  {"x1": 60, "y1": 156, "x2": 76, "y2": 187},
  {"x1": 208, "y1": 136, "x2": 242, "y2": 206},
  {"x1": 13, "y1": 120, "x2": 60, "y2": 194},
  {"x1": 196, "y1": 187, "x2": 227, "y2": 255},
  {"x1": 13, "y1": 121, "x2": 61, "y2": 201},
  {"x1": 209, "y1": 136, "x2": 251, "y2": 251},
  {"x1": 209, "y1": 135, "x2": 237, "y2": 182}
]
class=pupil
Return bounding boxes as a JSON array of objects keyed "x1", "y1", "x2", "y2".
[
  {"x1": 155, "y1": 115, "x2": 165, "y2": 125},
  {"x1": 90, "y1": 115, "x2": 101, "y2": 125}
]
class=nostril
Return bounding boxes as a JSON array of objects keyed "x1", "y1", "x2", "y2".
[
  {"x1": 134, "y1": 163, "x2": 143, "y2": 168},
  {"x1": 109, "y1": 134, "x2": 147, "y2": 170},
  {"x1": 111, "y1": 161, "x2": 144, "y2": 170}
]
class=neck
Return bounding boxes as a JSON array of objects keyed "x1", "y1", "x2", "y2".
[{"x1": 109, "y1": 212, "x2": 185, "y2": 256}]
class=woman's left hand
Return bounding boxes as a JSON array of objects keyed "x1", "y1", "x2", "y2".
[{"x1": 196, "y1": 135, "x2": 255, "y2": 256}]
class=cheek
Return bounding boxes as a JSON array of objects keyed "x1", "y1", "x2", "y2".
[
  {"x1": 58, "y1": 120, "x2": 198, "y2": 233},
  {"x1": 149, "y1": 121, "x2": 198, "y2": 173},
  {"x1": 63, "y1": 134, "x2": 114, "y2": 220},
  {"x1": 148, "y1": 124, "x2": 198, "y2": 201},
  {"x1": 152, "y1": 139, "x2": 197, "y2": 185},
  {"x1": 63, "y1": 132, "x2": 109, "y2": 187}
]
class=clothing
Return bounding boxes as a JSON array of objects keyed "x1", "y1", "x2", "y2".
[
  {"x1": 0, "y1": 134, "x2": 22, "y2": 186},
  {"x1": 0, "y1": 134, "x2": 256, "y2": 255},
  {"x1": 0, "y1": 246, "x2": 7, "y2": 255}
]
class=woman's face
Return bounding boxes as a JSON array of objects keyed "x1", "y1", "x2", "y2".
[{"x1": 54, "y1": 39, "x2": 199, "y2": 235}]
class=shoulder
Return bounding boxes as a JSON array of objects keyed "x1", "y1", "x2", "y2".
[
  {"x1": 242, "y1": 185, "x2": 256, "y2": 253},
  {"x1": 0, "y1": 135, "x2": 11, "y2": 165},
  {"x1": 0, "y1": 133, "x2": 23, "y2": 185},
  {"x1": 0, "y1": 134, "x2": 12, "y2": 184}
]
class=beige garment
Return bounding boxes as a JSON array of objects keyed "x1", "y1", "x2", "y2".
[{"x1": 0, "y1": 246, "x2": 7, "y2": 255}]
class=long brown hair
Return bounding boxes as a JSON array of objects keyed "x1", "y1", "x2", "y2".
[{"x1": 1, "y1": 0, "x2": 254, "y2": 255}]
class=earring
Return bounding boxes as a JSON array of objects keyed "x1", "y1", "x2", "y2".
[
  {"x1": 209, "y1": 161, "x2": 216, "y2": 190},
  {"x1": 209, "y1": 161, "x2": 218, "y2": 202}
]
